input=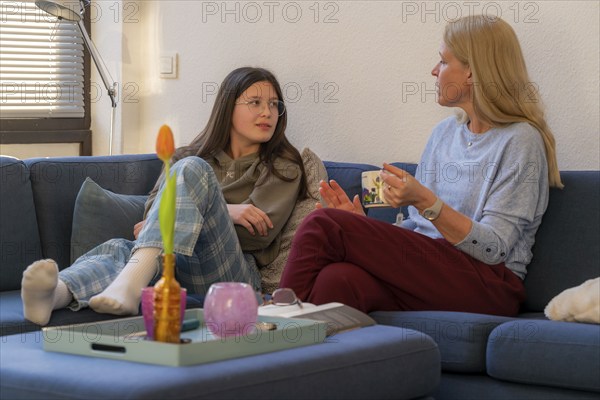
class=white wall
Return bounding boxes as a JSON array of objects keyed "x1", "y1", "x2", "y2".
[
  {"x1": 89, "y1": 0, "x2": 124, "y2": 155},
  {"x1": 98, "y1": 0, "x2": 598, "y2": 170}
]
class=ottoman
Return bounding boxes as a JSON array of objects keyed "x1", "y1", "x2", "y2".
[{"x1": 1, "y1": 325, "x2": 440, "y2": 399}]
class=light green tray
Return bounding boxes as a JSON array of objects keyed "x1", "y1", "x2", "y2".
[{"x1": 42, "y1": 309, "x2": 327, "y2": 366}]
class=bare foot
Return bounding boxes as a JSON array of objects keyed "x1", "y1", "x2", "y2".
[{"x1": 21, "y1": 259, "x2": 59, "y2": 326}]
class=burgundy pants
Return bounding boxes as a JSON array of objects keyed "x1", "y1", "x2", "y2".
[{"x1": 279, "y1": 208, "x2": 525, "y2": 316}]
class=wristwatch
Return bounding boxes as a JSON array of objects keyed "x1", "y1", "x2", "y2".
[{"x1": 421, "y1": 197, "x2": 443, "y2": 221}]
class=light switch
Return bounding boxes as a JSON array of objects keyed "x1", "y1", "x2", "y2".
[{"x1": 160, "y1": 53, "x2": 178, "y2": 79}]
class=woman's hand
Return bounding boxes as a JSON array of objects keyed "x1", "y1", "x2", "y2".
[
  {"x1": 381, "y1": 163, "x2": 473, "y2": 244},
  {"x1": 380, "y1": 163, "x2": 436, "y2": 211},
  {"x1": 316, "y1": 179, "x2": 366, "y2": 216},
  {"x1": 228, "y1": 204, "x2": 274, "y2": 236},
  {"x1": 133, "y1": 220, "x2": 145, "y2": 240}
]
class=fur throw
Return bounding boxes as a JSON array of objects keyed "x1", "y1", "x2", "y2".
[{"x1": 544, "y1": 277, "x2": 600, "y2": 324}]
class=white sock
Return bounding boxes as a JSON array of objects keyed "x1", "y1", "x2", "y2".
[
  {"x1": 21, "y1": 259, "x2": 73, "y2": 326},
  {"x1": 89, "y1": 247, "x2": 161, "y2": 316}
]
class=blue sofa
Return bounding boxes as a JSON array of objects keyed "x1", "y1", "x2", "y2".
[{"x1": 0, "y1": 154, "x2": 598, "y2": 399}]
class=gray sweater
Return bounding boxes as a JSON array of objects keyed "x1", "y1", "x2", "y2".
[{"x1": 403, "y1": 116, "x2": 549, "y2": 279}]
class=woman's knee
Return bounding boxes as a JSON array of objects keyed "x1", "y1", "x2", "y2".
[
  {"x1": 296, "y1": 208, "x2": 364, "y2": 242},
  {"x1": 290, "y1": 209, "x2": 337, "y2": 250},
  {"x1": 299, "y1": 208, "x2": 345, "y2": 231}
]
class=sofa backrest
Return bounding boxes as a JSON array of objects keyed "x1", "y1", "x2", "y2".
[
  {"x1": 25, "y1": 155, "x2": 162, "y2": 269},
  {"x1": 10, "y1": 152, "x2": 598, "y2": 311},
  {"x1": 0, "y1": 157, "x2": 43, "y2": 290},
  {"x1": 523, "y1": 171, "x2": 600, "y2": 312}
]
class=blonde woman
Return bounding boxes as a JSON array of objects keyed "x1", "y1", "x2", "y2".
[{"x1": 280, "y1": 15, "x2": 562, "y2": 316}]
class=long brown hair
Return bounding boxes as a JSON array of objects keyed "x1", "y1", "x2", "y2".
[
  {"x1": 173, "y1": 67, "x2": 308, "y2": 199},
  {"x1": 445, "y1": 16, "x2": 563, "y2": 188}
]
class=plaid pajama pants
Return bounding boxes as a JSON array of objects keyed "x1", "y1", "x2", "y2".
[{"x1": 60, "y1": 157, "x2": 261, "y2": 310}]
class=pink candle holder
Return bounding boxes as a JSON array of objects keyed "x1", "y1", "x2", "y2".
[
  {"x1": 141, "y1": 286, "x2": 187, "y2": 340},
  {"x1": 203, "y1": 282, "x2": 258, "y2": 338}
]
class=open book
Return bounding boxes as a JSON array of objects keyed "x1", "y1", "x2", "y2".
[{"x1": 258, "y1": 302, "x2": 376, "y2": 336}]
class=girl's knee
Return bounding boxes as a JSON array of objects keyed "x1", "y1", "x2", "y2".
[
  {"x1": 173, "y1": 157, "x2": 219, "y2": 188},
  {"x1": 173, "y1": 156, "x2": 211, "y2": 175}
]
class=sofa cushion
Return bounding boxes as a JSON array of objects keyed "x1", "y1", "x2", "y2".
[
  {"x1": 0, "y1": 290, "x2": 131, "y2": 336},
  {"x1": 70, "y1": 177, "x2": 147, "y2": 263},
  {"x1": 371, "y1": 310, "x2": 513, "y2": 373},
  {"x1": 0, "y1": 157, "x2": 43, "y2": 291},
  {"x1": 487, "y1": 319, "x2": 600, "y2": 392},
  {"x1": 524, "y1": 171, "x2": 600, "y2": 312},
  {"x1": 25, "y1": 154, "x2": 162, "y2": 269},
  {"x1": 260, "y1": 148, "x2": 328, "y2": 293}
]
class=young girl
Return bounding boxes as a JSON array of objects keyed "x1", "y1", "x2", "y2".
[
  {"x1": 22, "y1": 67, "x2": 309, "y2": 326},
  {"x1": 280, "y1": 15, "x2": 561, "y2": 316}
]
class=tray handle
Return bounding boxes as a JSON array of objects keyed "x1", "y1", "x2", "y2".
[{"x1": 91, "y1": 343, "x2": 127, "y2": 354}]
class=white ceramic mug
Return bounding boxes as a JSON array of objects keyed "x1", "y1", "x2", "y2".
[{"x1": 361, "y1": 170, "x2": 390, "y2": 208}]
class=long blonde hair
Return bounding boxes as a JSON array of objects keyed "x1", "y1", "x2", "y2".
[{"x1": 444, "y1": 15, "x2": 563, "y2": 188}]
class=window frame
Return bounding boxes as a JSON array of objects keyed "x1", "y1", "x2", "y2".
[{"x1": 0, "y1": 2, "x2": 91, "y2": 155}]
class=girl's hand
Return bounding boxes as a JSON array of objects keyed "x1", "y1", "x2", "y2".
[
  {"x1": 228, "y1": 204, "x2": 274, "y2": 236},
  {"x1": 316, "y1": 179, "x2": 366, "y2": 216},
  {"x1": 380, "y1": 163, "x2": 436, "y2": 211},
  {"x1": 133, "y1": 220, "x2": 145, "y2": 239}
]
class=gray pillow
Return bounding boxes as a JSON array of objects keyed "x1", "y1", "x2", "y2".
[
  {"x1": 260, "y1": 148, "x2": 328, "y2": 294},
  {"x1": 70, "y1": 177, "x2": 147, "y2": 263}
]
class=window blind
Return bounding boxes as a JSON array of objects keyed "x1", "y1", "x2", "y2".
[{"x1": 0, "y1": 1, "x2": 85, "y2": 118}]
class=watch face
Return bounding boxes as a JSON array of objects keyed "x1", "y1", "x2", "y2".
[
  {"x1": 422, "y1": 197, "x2": 442, "y2": 221},
  {"x1": 423, "y1": 210, "x2": 436, "y2": 220}
]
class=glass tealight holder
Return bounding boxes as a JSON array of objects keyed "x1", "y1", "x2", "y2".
[{"x1": 203, "y1": 282, "x2": 258, "y2": 338}]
